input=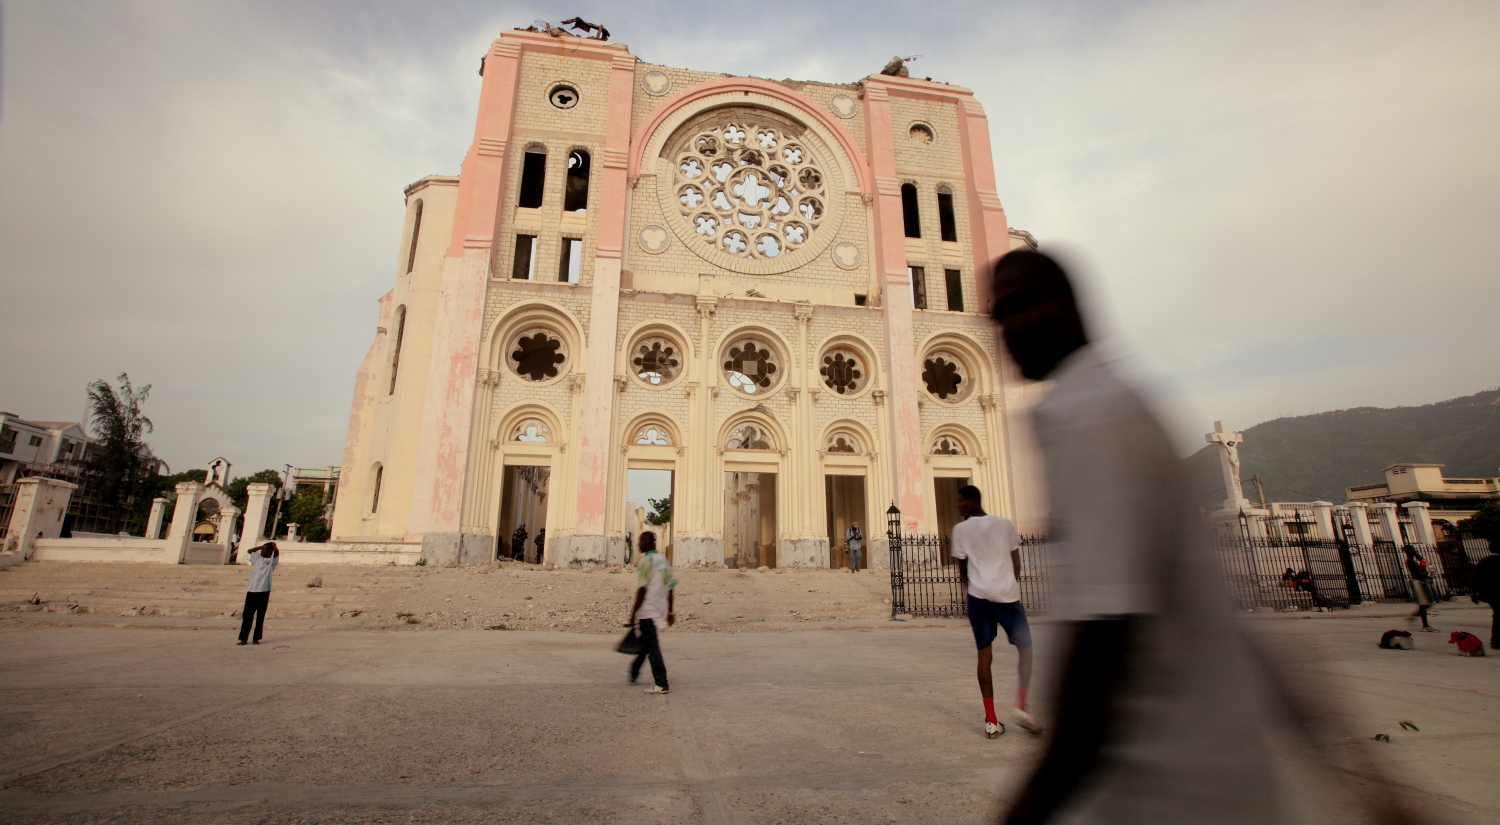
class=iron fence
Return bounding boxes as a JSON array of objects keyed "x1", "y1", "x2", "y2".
[{"x1": 885, "y1": 504, "x2": 1494, "y2": 616}]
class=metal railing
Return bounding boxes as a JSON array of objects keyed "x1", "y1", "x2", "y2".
[{"x1": 885, "y1": 504, "x2": 1494, "y2": 616}]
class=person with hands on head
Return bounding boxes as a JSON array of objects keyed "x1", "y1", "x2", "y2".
[
  {"x1": 237, "y1": 542, "x2": 279, "y2": 646},
  {"x1": 625, "y1": 531, "x2": 676, "y2": 694}
]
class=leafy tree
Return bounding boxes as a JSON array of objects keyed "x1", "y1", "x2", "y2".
[
  {"x1": 83, "y1": 373, "x2": 154, "y2": 532},
  {"x1": 228, "y1": 469, "x2": 284, "y2": 511},
  {"x1": 126, "y1": 469, "x2": 206, "y2": 536},
  {"x1": 287, "y1": 485, "x2": 331, "y2": 543},
  {"x1": 646, "y1": 495, "x2": 672, "y2": 526},
  {"x1": 1459, "y1": 501, "x2": 1500, "y2": 545}
]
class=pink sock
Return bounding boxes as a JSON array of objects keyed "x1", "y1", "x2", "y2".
[
  {"x1": 983, "y1": 697, "x2": 998, "y2": 724},
  {"x1": 1017, "y1": 687, "x2": 1028, "y2": 712}
]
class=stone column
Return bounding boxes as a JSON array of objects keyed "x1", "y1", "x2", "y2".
[
  {"x1": 1403, "y1": 501, "x2": 1436, "y2": 545},
  {"x1": 1, "y1": 477, "x2": 77, "y2": 559},
  {"x1": 1370, "y1": 502, "x2": 1403, "y2": 545},
  {"x1": 216, "y1": 505, "x2": 241, "y2": 565},
  {"x1": 164, "y1": 482, "x2": 204, "y2": 564},
  {"x1": 1311, "y1": 501, "x2": 1334, "y2": 541},
  {"x1": 145, "y1": 497, "x2": 170, "y2": 540},
  {"x1": 862, "y1": 80, "x2": 927, "y2": 532},
  {"x1": 1345, "y1": 502, "x2": 1374, "y2": 546},
  {"x1": 241, "y1": 483, "x2": 275, "y2": 549}
]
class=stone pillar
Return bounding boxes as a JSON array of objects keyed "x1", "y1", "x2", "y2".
[
  {"x1": 2, "y1": 477, "x2": 77, "y2": 559},
  {"x1": 240, "y1": 483, "x2": 275, "y2": 550},
  {"x1": 164, "y1": 482, "x2": 203, "y2": 564},
  {"x1": 1370, "y1": 502, "x2": 1403, "y2": 545},
  {"x1": 146, "y1": 497, "x2": 169, "y2": 540},
  {"x1": 1311, "y1": 501, "x2": 1334, "y2": 541},
  {"x1": 215, "y1": 504, "x2": 241, "y2": 565},
  {"x1": 1403, "y1": 501, "x2": 1436, "y2": 545},
  {"x1": 1345, "y1": 502, "x2": 1374, "y2": 546},
  {"x1": 863, "y1": 80, "x2": 928, "y2": 532}
]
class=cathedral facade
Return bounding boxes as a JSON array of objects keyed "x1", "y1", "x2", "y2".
[{"x1": 330, "y1": 27, "x2": 1042, "y2": 567}]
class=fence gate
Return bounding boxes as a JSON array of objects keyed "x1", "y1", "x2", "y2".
[{"x1": 885, "y1": 505, "x2": 1050, "y2": 617}]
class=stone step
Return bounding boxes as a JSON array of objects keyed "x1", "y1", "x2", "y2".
[
  {"x1": 0, "y1": 586, "x2": 371, "y2": 600},
  {"x1": 0, "y1": 596, "x2": 368, "y2": 614},
  {"x1": 0, "y1": 610, "x2": 363, "y2": 631},
  {"x1": 2, "y1": 603, "x2": 366, "y2": 619}
]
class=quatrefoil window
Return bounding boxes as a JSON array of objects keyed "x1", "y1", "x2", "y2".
[
  {"x1": 922, "y1": 353, "x2": 968, "y2": 401},
  {"x1": 674, "y1": 119, "x2": 825, "y2": 260},
  {"x1": 820, "y1": 350, "x2": 864, "y2": 394},
  {"x1": 632, "y1": 338, "x2": 680, "y2": 385},
  {"x1": 510, "y1": 331, "x2": 567, "y2": 382},
  {"x1": 827, "y1": 435, "x2": 858, "y2": 453},
  {"x1": 932, "y1": 436, "x2": 964, "y2": 455},
  {"x1": 513, "y1": 419, "x2": 551, "y2": 442},
  {"x1": 634, "y1": 426, "x2": 671, "y2": 446},
  {"x1": 727, "y1": 425, "x2": 771, "y2": 450},
  {"x1": 723, "y1": 340, "x2": 778, "y2": 394}
]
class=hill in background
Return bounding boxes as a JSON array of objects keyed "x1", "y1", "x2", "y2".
[{"x1": 1183, "y1": 388, "x2": 1500, "y2": 509}]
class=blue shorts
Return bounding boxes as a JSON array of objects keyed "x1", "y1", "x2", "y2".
[{"x1": 967, "y1": 595, "x2": 1031, "y2": 649}]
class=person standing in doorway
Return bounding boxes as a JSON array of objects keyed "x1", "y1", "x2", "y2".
[
  {"x1": 1405, "y1": 545, "x2": 1438, "y2": 632},
  {"x1": 1472, "y1": 541, "x2": 1500, "y2": 650},
  {"x1": 625, "y1": 531, "x2": 676, "y2": 694},
  {"x1": 237, "y1": 542, "x2": 278, "y2": 645},
  {"x1": 951, "y1": 485, "x2": 1038, "y2": 738},
  {"x1": 846, "y1": 522, "x2": 864, "y2": 572},
  {"x1": 534, "y1": 527, "x2": 546, "y2": 565},
  {"x1": 511, "y1": 523, "x2": 528, "y2": 561}
]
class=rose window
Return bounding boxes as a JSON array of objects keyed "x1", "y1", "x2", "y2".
[
  {"x1": 632, "y1": 338, "x2": 680, "y2": 385},
  {"x1": 921, "y1": 352, "x2": 969, "y2": 401},
  {"x1": 674, "y1": 121, "x2": 824, "y2": 261},
  {"x1": 509, "y1": 329, "x2": 567, "y2": 382},
  {"x1": 723, "y1": 340, "x2": 778, "y2": 394},
  {"x1": 819, "y1": 350, "x2": 864, "y2": 395}
]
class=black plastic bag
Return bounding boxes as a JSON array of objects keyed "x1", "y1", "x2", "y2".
[{"x1": 615, "y1": 627, "x2": 643, "y2": 655}]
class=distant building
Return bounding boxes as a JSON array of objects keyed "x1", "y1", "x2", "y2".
[
  {"x1": 0, "y1": 411, "x2": 167, "y2": 537},
  {"x1": 1346, "y1": 463, "x2": 1500, "y2": 527}
]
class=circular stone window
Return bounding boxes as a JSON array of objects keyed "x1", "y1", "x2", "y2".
[
  {"x1": 673, "y1": 119, "x2": 826, "y2": 262},
  {"x1": 909, "y1": 123, "x2": 935, "y2": 146},
  {"x1": 722, "y1": 338, "x2": 780, "y2": 395},
  {"x1": 921, "y1": 350, "x2": 971, "y2": 402},
  {"x1": 549, "y1": 84, "x2": 580, "y2": 109},
  {"x1": 508, "y1": 328, "x2": 568, "y2": 382},
  {"x1": 819, "y1": 347, "x2": 866, "y2": 395},
  {"x1": 630, "y1": 335, "x2": 683, "y2": 387}
]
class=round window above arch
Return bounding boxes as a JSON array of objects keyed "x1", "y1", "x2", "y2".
[
  {"x1": 825, "y1": 431, "x2": 861, "y2": 453},
  {"x1": 726, "y1": 424, "x2": 773, "y2": 451},
  {"x1": 633, "y1": 425, "x2": 673, "y2": 446},
  {"x1": 628, "y1": 332, "x2": 686, "y2": 389},
  {"x1": 931, "y1": 434, "x2": 966, "y2": 455},
  {"x1": 920, "y1": 348, "x2": 973, "y2": 403},
  {"x1": 507, "y1": 327, "x2": 569, "y2": 384},
  {"x1": 512, "y1": 419, "x2": 552, "y2": 443},
  {"x1": 721, "y1": 335, "x2": 783, "y2": 397},
  {"x1": 818, "y1": 346, "x2": 867, "y2": 396}
]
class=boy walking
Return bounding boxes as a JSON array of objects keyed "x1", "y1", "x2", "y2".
[
  {"x1": 626, "y1": 532, "x2": 676, "y2": 694},
  {"x1": 237, "y1": 542, "x2": 278, "y2": 645},
  {"x1": 950, "y1": 485, "x2": 1039, "y2": 738}
]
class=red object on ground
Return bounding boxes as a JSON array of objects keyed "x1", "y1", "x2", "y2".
[{"x1": 1449, "y1": 631, "x2": 1484, "y2": 655}]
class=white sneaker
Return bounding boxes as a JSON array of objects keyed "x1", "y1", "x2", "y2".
[
  {"x1": 985, "y1": 720, "x2": 1004, "y2": 739},
  {"x1": 644, "y1": 685, "x2": 669, "y2": 695},
  {"x1": 1014, "y1": 708, "x2": 1043, "y2": 735}
]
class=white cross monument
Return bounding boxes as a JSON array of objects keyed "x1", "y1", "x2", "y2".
[{"x1": 1205, "y1": 421, "x2": 1250, "y2": 511}]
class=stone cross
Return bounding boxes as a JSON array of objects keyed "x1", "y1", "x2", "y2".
[{"x1": 1205, "y1": 421, "x2": 1248, "y2": 508}]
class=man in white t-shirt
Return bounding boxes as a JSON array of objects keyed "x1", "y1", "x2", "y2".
[
  {"x1": 625, "y1": 531, "x2": 676, "y2": 694},
  {"x1": 951, "y1": 485, "x2": 1039, "y2": 738}
]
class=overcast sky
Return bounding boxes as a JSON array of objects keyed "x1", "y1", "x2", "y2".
[{"x1": 1, "y1": 0, "x2": 1496, "y2": 475}]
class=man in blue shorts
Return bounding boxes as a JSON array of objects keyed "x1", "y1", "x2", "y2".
[{"x1": 951, "y1": 484, "x2": 1040, "y2": 738}]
